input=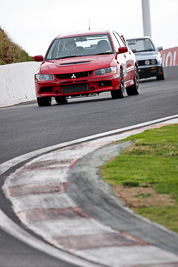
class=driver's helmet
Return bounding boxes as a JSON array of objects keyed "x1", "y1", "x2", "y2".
[{"x1": 65, "y1": 39, "x2": 76, "y2": 51}]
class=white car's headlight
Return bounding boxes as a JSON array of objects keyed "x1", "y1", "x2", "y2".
[
  {"x1": 151, "y1": 59, "x2": 157, "y2": 64},
  {"x1": 94, "y1": 67, "x2": 117, "y2": 76},
  {"x1": 35, "y1": 74, "x2": 54, "y2": 81},
  {"x1": 145, "y1": 60, "x2": 150, "y2": 65}
]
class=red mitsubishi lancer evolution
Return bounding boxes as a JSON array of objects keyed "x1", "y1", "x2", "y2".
[{"x1": 34, "y1": 30, "x2": 139, "y2": 106}]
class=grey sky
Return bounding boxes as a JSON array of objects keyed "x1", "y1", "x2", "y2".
[{"x1": 0, "y1": 0, "x2": 178, "y2": 56}]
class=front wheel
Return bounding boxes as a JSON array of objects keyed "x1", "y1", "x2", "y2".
[
  {"x1": 126, "y1": 66, "x2": 139, "y2": 96},
  {"x1": 37, "y1": 97, "x2": 51, "y2": 107},
  {"x1": 111, "y1": 69, "x2": 125, "y2": 99}
]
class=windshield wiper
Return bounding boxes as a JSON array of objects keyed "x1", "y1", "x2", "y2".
[
  {"x1": 95, "y1": 52, "x2": 112, "y2": 55},
  {"x1": 135, "y1": 49, "x2": 154, "y2": 53}
]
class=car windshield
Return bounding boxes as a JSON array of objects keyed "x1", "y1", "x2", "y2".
[
  {"x1": 45, "y1": 34, "x2": 114, "y2": 60},
  {"x1": 127, "y1": 38, "x2": 155, "y2": 53}
]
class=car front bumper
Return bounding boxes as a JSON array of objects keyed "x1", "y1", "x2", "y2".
[
  {"x1": 35, "y1": 74, "x2": 121, "y2": 98},
  {"x1": 138, "y1": 65, "x2": 163, "y2": 79}
]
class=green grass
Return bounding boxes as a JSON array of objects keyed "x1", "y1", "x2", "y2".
[
  {"x1": 100, "y1": 124, "x2": 178, "y2": 232},
  {"x1": 134, "y1": 205, "x2": 178, "y2": 232}
]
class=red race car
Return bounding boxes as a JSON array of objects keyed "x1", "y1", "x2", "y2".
[{"x1": 34, "y1": 30, "x2": 139, "y2": 107}]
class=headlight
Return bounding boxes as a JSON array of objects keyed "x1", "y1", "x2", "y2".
[
  {"x1": 151, "y1": 59, "x2": 157, "y2": 64},
  {"x1": 94, "y1": 67, "x2": 117, "y2": 76},
  {"x1": 145, "y1": 60, "x2": 150, "y2": 65},
  {"x1": 35, "y1": 74, "x2": 54, "y2": 81}
]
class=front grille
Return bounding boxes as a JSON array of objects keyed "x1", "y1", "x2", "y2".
[
  {"x1": 55, "y1": 71, "x2": 92, "y2": 79},
  {"x1": 61, "y1": 83, "x2": 89, "y2": 94}
]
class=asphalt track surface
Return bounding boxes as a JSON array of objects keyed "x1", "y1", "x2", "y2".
[{"x1": 0, "y1": 66, "x2": 178, "y2": 266}]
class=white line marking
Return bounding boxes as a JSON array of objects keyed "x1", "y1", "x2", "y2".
[
  {"x1": 3, "y1": 169, "x2": 68, "y2": 187},
  {"x1": 12, "y1": 193, "x2": 76, "y2": 213},
  {"x1": 77, "y1": 246, "x2": 178, "y2": 266},
  {"x1": 0, "y1": 210, "x2": 101, "y2": 267},
  {"x1": 30, "y1": 218, "x2": 114, "y2": 239}
]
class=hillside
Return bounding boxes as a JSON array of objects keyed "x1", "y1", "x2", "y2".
[{"x1": 0, "y1": 27, "x2": 33, "y2": 65}]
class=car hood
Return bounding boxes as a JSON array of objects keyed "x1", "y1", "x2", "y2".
[
  {"x1": 135, "y1": 51, "x2": 160, "y2": 60},
  {"x1": 39, "y1": 55, "x2": 115, "y2": 74}
]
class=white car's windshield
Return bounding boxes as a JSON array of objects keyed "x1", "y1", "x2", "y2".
[
  {"x1": 127, "y1": 38, "x2": 155, "y2": 53},
  {"x1": 45, "y1": 34, "x2": 113, "y2": 60}
]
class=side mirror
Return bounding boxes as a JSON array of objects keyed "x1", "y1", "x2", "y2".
[
  {"x1": 34, "y1": 55, "x2": 44, "y2": 62},
  {"x1": 118, "y1": 47, "x2": 128, "y2": 54},
  {"x1": 157, "y1": 46, "x2": 163, "y2": 52}
]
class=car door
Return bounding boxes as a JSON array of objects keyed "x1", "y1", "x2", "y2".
[
  {"x1": 111, "y1": 32, "x2": 129, "y2": 84},
  {"x1": 117, "y1": 33, "x2": 135, "y2": 82},
  {"x1": 114, "y1": 32, "x2": 134, "y2": 83}
]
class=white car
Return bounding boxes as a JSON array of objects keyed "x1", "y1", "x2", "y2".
[{"x1": 126, "y1": 37, "x2": 164, "y2": 80}]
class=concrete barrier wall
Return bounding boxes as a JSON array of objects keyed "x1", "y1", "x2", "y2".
[
  {"x1": 160, "y1": 47, "x2": 178, "y2": 67},
  {"x1": 0, "y1": 62, "x2": 40, "y2": 107},
  {"x1": 0, "y1": 47, "x2": 177, "y2": 108}
]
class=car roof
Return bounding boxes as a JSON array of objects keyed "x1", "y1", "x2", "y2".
[
  {"x1": 126, "y1": 36, "x2": 151, "y2": 40},
  {"x1": 55, "y1": 30, "x2": 110, "y2": 39}
]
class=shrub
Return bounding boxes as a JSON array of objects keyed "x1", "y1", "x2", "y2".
[{"x1": 0, "y1": 27, "x2": 33, "y2": 65}]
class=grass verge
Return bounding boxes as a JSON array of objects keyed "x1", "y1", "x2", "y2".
[
  {"x1": 100, "y1": 124, "x2": 178, "y2": 232},
  {"x1": 0, "y1": 27, "x2": 33, "y2": 65}
]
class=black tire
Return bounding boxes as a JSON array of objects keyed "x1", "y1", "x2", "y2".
[
  {"x1": 37, "y1": 97, "x2": 51, "y2": 107},
  {"x1": 55, "y1": 96, "x2": 67, "y2": 104},
  {"x1": 157, "y1": 67, "x2": 165, "y2": 80},
  {"x1": 126, "y1": 66, "x2": 139, "y2": 96},
  {"x1": 111, "y1": 69, "x2": 125, "y2": 99}
]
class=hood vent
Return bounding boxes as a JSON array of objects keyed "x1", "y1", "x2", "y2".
[{"x1": 59, "y1": 61, "x2": 91, "y2": 66}]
